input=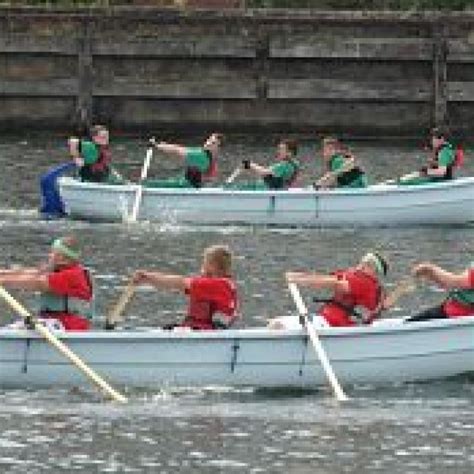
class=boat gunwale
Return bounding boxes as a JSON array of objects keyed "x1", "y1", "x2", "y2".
[
  {"x1": 58, "y1": 176, "x2": 474, "y2": 198},
  {"x1": 1, "y1": 315, "x2": 473, "y2": 342}
]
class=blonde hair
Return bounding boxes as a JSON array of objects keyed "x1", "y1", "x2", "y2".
[{"x1": 203, "y1": 245, "x2": 233, "y2": 276}]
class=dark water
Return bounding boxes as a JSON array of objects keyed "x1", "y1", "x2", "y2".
[{"x1": 0, "y1": 135, "x2": 473, "y2": 473}]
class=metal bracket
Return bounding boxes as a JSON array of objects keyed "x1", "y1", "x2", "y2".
[{"x1": 230, "y1": 339, "x2": 240, "y2": 373}]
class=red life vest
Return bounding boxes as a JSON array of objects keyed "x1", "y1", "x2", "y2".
[
  {"x1": 90, "y1": 145, "x2": 111, "y2": 173},
  {"x1": 320, "y1": 269, "x2": 382, "y2": 327},
  {"x1": 203, "y1": 150, "x2": 218, "y2": 179},
  {"x1": 454, "y1": 145, "x2": 464, "y2": 168},
  {"x1": 184, "y1": 276, "x2": 238, "y2": 330}
]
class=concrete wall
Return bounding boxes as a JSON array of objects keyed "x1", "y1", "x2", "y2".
[{"x1": 1, "y1": 7, "x2": 474, "y2": 136}]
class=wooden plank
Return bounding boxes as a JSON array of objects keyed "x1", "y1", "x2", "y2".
[
  {"x1": 93, "y1": 80, "x2": 257, "y2": 99},
  {"x1": 270, "y1": 36, "x2": 433, "y2": 60},
  {"x1": 93, "y1": 36, "x2": 256, "y2": 58},
  {"x1": 0, "y1": 34, "x2": 77, "y2": 55},
  {"x1": 267, "y1": 79, "x2": 431, "y2": 101},
  {"x1": 448, "y1": 39, "x2": 474, "y2": 63},
  {"x1": 448, "y1": 81, "x2": 474, "y2": 101},
  {"x1": 0, "y1": 78, "x2": 77, "y2": 96}
]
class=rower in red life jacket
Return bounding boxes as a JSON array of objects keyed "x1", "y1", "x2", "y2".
[
  {"x1": 69, "y1": 125, "x2": 114, "y2": 183},
  {"x1": 234, "y1": 138, "x2": 300, "y2": 190},
  {"x1": 398, "y1": 126, "x2": 463, "y2": 185},
  {"x1": 145, "y1": 133, "x2": 223, "y2": 189},
  {"x1": 405, "y1": 261, "x2": 474, "y2": 322},
  {"x1": 131, "y1": 245, "x2": 239, "y2": 330},
  {"x1": 286, "y1": 252, "x2": 389, "y2": 327},
  {"x1": 0, "y1": 236, "x2": 94, "y2": 331}
]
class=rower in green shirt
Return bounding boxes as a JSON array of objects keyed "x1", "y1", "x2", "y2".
[
  {"x1": 145, "y1": 133, "x2": 223, "y2": 188},
  {"x1": 230, "y1": 139, "x2": 300, "y2": 190},
  {"x1": 314, "y1": 137, "x2": 367, "y2": 189},
  {"x1": 398, "y1": 127, "x2": 457, "y2": 185}
]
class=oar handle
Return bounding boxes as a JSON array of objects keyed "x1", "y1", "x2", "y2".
[
  {"x1": 384, "y1": 276, "x2": 418, "y2": 308},
  {"x1": 288, "y1": 283, "x2": 349, "y2": 402},
  {"x1": 106, "y1": 280, "x2": 136, "y2": 328},
  {"x1": 225, "y1": 167, "x2": 242, "y2": 184},
  {"x1": 0, "y1": 286, "x2": 127, "y2": 403}
]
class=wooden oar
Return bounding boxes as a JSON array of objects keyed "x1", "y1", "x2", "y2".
[
  {"x1": 384, "y1": 276, "x2": 418, "y2": 309},
  {"x1": 105, "y1": 279, "x2": 136, "y2": 330},
  {"x1": 0, "y1": 286, "x2": 127, "y2": 403},
  {"x1": 128, "y1": 147, "x2": 153, "y2": 223},
  {"x1": 288, "y1": 283, "x2": 349, "y2": 402},
  {"x1": 225, "y1": 167, "x2": 242, "y2": 185}
]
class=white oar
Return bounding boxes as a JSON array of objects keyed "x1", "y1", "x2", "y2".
[
  {"x1": 105, "y1": 279, "x2": 136, "y2": 330},
  {"x1": 0, "y1": 286, "x2": 127, "y2": 403},
  {"x1": 288, "y1": 283, "x2": 349, "y2": 402},
  {"x1": 129, "y1": 147, "x2": 153, "y2": 223},
  {"x1": 225, "y1": 167, "x2": 242, "y2": 185}
]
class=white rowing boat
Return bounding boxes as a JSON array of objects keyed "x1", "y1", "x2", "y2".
[
  {"x1": 57, "y1": 176, "x2": 474, "y2": 226},
  {"x1": 1, "y1": 316, "x2": 472, "y2": 389}
]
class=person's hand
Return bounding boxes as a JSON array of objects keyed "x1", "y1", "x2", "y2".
[
  {"x1": 412, "y1": 263, "x2": 433, "y2": 279},
  {"x1": 132, "y1": 270, "x2": 148, "y2": 284},
  {"x1": 242, "y1": 159, "x2": 251, "y2": 170}
]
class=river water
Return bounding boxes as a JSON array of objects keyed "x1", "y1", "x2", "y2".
[{"x1": 0, "y1": 135, "x2": 473, "y2": 473}]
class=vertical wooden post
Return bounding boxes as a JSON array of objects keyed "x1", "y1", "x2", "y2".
[
  {"x1": 76, "y1": 16, "x2": 93, "y2": 132},
  {"x1": 432, "y1": 21, "x2": 448, "y2": 128}
]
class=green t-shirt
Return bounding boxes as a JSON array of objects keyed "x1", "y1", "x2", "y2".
[
  {"x1": 329, "y1": 154, "x2": 346, "y2": 172},
  {"x1": 438, "y1": 143, "x2": 455, "y2": 167},
  {"x1": 185, "y1": 147, "x2": 210, "y2": 173},
  {"x1": 270, "y1": 160, "x2": 299, "y2": 181},
  {"x1": 329, "y1": 154, "x2": 367, "y2": 188},
  {"x1": 80, "y1": 140, "x2": 99, "y2": 165}
]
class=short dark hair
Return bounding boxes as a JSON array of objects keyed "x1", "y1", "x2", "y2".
[
  {"x1": 430, "y1": 126, "x2": 449, "y2": 139},
  {"x1": 281, "y1": 138, "x2": 298, "y2": 157}
]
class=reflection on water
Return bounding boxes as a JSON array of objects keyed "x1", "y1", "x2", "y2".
[{"x1": 0, "y1": 136, "x2": 473, "y2": 473}]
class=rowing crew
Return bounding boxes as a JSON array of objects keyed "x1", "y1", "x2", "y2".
[
  {"x1": 0, "y1": 237, "x2": 473, "y2": 332},
  {"x1": 40, "y1": 125, "x2": 463, "y2": 214}
]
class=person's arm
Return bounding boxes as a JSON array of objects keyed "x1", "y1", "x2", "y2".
[
  {"x1": 68, "y1": 137, "x2": 84, "y2": 167},
  {"x1": 149, "y1": 138, "x2": 187, "y2": 160},
  {"x1": 412, "y1": 262, "x2": 470, "y2": 289},
  {"x1": 132, "y1": 270, "x2": 189, "y2": 291},
  {"x1": 286, "y1": 271, "x2": 349, "y2": 293},
  {"x1": 315, "y1": 155, "x2": 356, "y2": 188},
  {"x1": 0, "y1": 272, "x2": 49, "y2": 291},
  {"x1": 242, "y1": 160, "x2": 273, "y2": 177}
]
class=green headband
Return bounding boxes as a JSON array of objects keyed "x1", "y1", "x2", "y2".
[
  {"x1": 51, "y1": 238, "x2": 81, "y2": 261},
  {"x1": 362, "y1": 252, "x2": 385, "y2": 277}
]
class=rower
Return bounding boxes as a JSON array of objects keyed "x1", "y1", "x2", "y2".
[
  {"x1": 284, "y1": 252, "x2": 389, "y2": 327},
  {"x1": 145, "y1": 133, "x2": 223, "y2": 188},
  {"x1": 0, "y1": 236, "x2": 94, "y2": 330},
  {"x1": 131, "y1": 245, "x2": 239, "y2": 330},
  {"x1": 229, "y1": 138, "x2": 300, "y2": 190},
  {"x1": 398, "y1": 126, "x2": 462, "y2": 185},
  {"x1": 313, "y1": 137, "x2": 367, "y2": 189},
  {"x1": 405, "y1": 261, "x2": 474, "y2": 322}
]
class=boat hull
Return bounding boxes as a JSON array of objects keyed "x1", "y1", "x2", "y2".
[
  {"x1": 58, "y1": 177, "x2": 474, "y2": 226},
  {"x1": 1, "y1": 317, "x2": 473, "y2": 390}
]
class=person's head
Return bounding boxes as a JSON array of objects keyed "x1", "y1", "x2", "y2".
[
  {"x1": 90, "y1": 125, "x2": 109, "y2": 146},
  {"x1": 203, "y1": 133, "x2": 223, "y2": 155},
  {"x1": 201, "y1": 245, "x2": 232, "y2": 277},
  {"x1": 48, "y1": 236, "x2": 81, "y2": 269},
  {"x1": 358, "y1": 251, "x2": 388, "y2": 279},
  {"x1": 322, "y1": 136, "x2": 342, "y2": 160},
  {"x1": 276, "y1": 139, "x2": 298, "y2": 161},
  {"x1": 430, "y1": 126, "x2": 448, "y2": 150}
]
